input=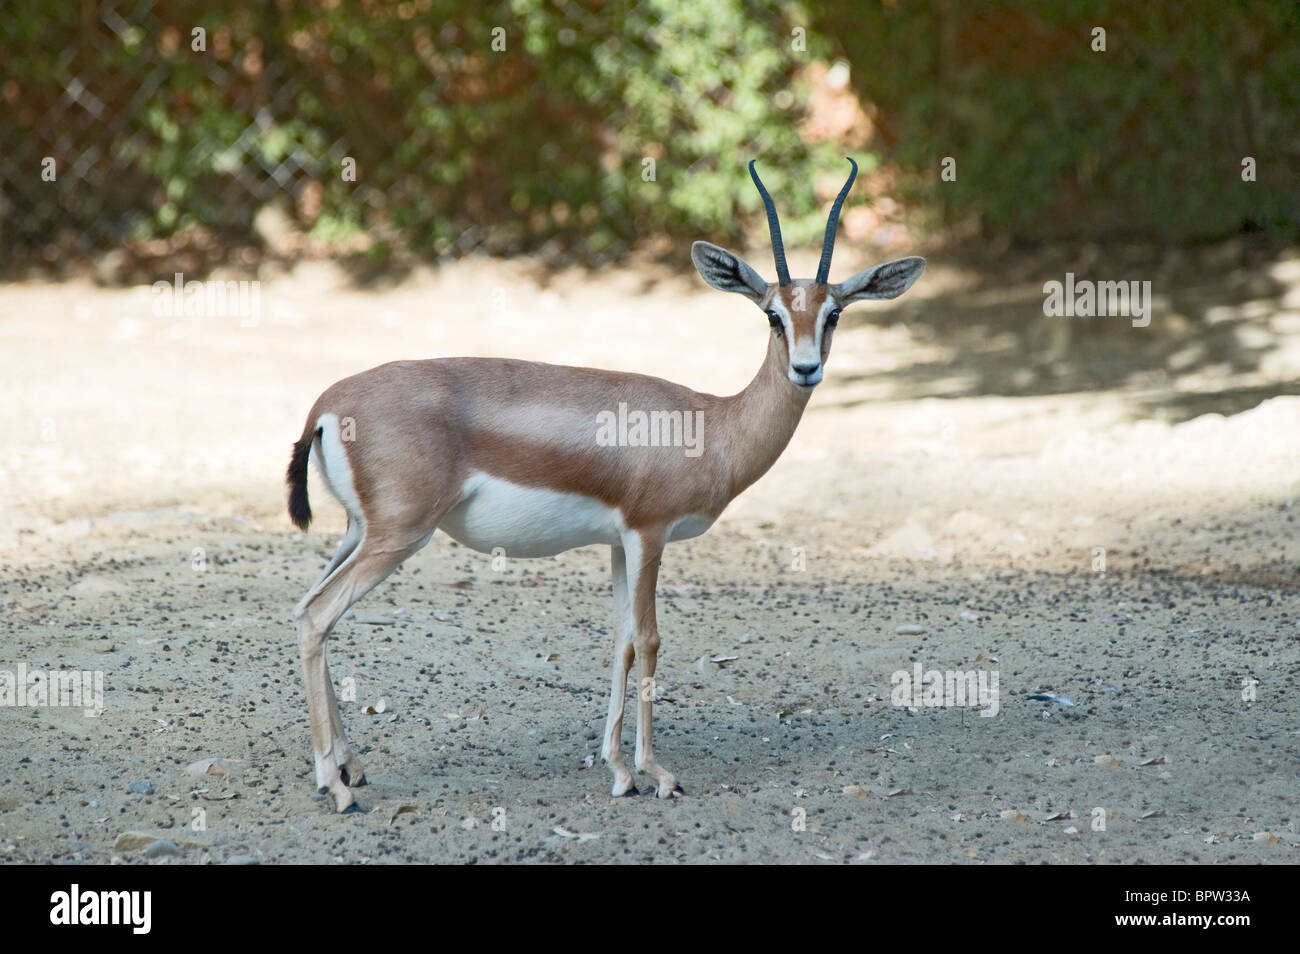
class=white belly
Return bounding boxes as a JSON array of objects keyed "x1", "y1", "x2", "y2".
[
  {"x1": 667, "y1": 512, "x2": 715, "y2": 542},
  {"x1": 439, "y1": 473, "x2": 624, "y2": 557}
]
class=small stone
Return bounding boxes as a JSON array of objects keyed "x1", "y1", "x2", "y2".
[
  {"x1": 143, "y1": 839, "x2": 182, "y2": 859},
  {"x1": 127, "y1": 781, "x2": 154, "y2": 795},
  {"x1": 114, "y1": 832, "x2": 154, "y2": 852},
  {"x1": 895, "y1": 624, "x2": 926, "y2": 635},
  {"x1": 186, "y1": 757, "x2": 233, "y2": 777},
  {"x1": 115, "y1": 830, "x2": 212, "y2": 852},
  {"x1": 224, "y1": 854, "x2": 260, "y2": 865},
  {"x1": 71, "y1": 574, "x2": 127, "y2": 595},
  {"x1": 349, "y1": 611, "x2": 396, "y2": 626}
]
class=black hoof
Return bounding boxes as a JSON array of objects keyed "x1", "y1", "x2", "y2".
[
  {"x1": 341, "y1": 802, "x2": 364, "y2": 815},
  {"x1": 352, "y1": 776, "x2": 369, "y2": 787},
  {"x1": 622, "y1": 785, "x2": 640, "y2": 797},
  {"x1": 671, "y1": 784, "x2": 685, "y2": 797}
]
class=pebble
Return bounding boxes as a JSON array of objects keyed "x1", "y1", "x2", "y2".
[
  {"x1": 895, "y1": 624, "x2": 926, "y2": 635},
  {"x1": 115, "y1": 831, "x2": 211, "y2": 852},
  {"x1": 127, "y1": 781, "x2": 154, "y2": 795},
  {"x1": 225, "y1": 854, "x2": 259, "y2": 865},
  {"x1": 348, "y1": 611, "x2": 396, "y2": 625},
  {"x1": 71, "y1": 574, "x2": 127, "y2": 595},
  {"x1": 143, "y1": 839, "x2": 182, "y2": 859}
]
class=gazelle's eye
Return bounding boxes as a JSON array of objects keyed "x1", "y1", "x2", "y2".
[
  {"x1": 826, "y1": 308, "x2": 841, "y2": 327},
  {"x1": 767, "y1": 311, "x2": 783, "y2": 337}
]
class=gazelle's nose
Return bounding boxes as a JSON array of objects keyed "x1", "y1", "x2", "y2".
[{"x1": 791, "y1": 362, "x2": 820, "y2": 376}]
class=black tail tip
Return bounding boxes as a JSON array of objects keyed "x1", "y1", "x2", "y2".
[
  {"x1": 288, "y1": 483, "x2": 312, "y2": 531},
  {"x1": 286, "y1": 434, "x2": 314, "y2": 530}
]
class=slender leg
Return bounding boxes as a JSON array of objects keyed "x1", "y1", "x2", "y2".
[
  {"x1": 293, "y1": 516, "x2": 364, "y2": 618},
  {"x1": 624, "y1": 527, "x2": 680, "y2": 798},
  {"x1": 601, "y1": 544, "x2": 637, "y2": 796},
  {"x1": 318, "y1": 517, "x2": 363, "y2": 582},
  {"x1": 295, "y1": 532, "x2": 427, "y2": 812}
]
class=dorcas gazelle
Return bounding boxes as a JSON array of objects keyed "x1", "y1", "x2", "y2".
[{"x1": 287, "y1": 159, "x2": 925, "y2": 811}]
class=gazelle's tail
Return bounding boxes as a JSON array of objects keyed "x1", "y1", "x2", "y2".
[{"x1": 286, "y1": 424, "x2": 319, "y2": 530}]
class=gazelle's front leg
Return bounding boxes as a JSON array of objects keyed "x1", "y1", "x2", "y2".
[
  {"x1": 624, "y1": 527, "x2": 681, "y2": 798},
  {"x1": 601, "y1": 545, "x2": 637, "y2": 796}
]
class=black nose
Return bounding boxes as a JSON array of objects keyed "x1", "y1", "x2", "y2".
[{"x1": 791, "y1": 362, "x2": 820, "y2": 376}]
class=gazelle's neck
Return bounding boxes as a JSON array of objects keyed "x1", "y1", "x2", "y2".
[{"x1": 721, "y1": 334, "x2": 812, "y2": 499}]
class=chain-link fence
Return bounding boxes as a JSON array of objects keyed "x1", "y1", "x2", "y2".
[
  {"x1": 2, "y1": 1, "x2": 1296, "y2": 277},
  {"x1": 4, "y1": 3, "x2": 350, "y2": 251},
  {"x1": 1, "y1": 1, "x2": 855, "y2": 275}
]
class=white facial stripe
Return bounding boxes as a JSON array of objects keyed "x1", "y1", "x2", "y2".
[
  {"x1": 771, "y1": 292, "x2": 835, "y2": 385},
  {"x1": 769, "y1": 297, "x2": 811, "y2": 371},
  {"x1": 790, "y1": 298, "x2": 840, "y2": 372},
  {"x1": 814, "y1": 297, "x2": 839, "y2": 355},
  {"x1": 768, "y1": 298, "x2": 794, "y2": 342}
]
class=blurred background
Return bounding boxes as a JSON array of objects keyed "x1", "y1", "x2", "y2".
[{"x1": 3, "y1": 0, "x2": 1297, "y2": 271}]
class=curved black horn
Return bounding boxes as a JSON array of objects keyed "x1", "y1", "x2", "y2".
[
  {"x1": 816, "y1": 156, "x2": 858, "y2": 284},
  {"x1": 748, "y1": 159, "x2": 790, "y2": 286}
]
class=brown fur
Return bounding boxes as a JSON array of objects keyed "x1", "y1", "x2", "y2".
[{"x1": 297, "y1": 339, "x2": 811, "y2": 536}]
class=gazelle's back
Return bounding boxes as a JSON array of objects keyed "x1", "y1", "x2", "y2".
[{"x1": 306, "y1": 357, "x2": 731, "y2": 527}]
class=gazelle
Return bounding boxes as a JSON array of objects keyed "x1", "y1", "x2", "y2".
[{"x1": 287, "y1": 159, "x2": 925, "y2": 811}]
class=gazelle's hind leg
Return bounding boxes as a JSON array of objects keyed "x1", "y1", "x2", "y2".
[
  {"x1": 316, "y1": 516, "x2": 363, "y2": 585},
  {"x1": 295, "y1": 420, "x2": 366, "y2": 610},
  {"x1": 295, "y1": 529, "x2": 432, "y2": 812},
  {"x1": 292, "y1": 408, "x2": 467, "y2": 811}
]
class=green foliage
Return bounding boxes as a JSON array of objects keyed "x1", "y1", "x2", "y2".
[
  {"x1": 809, "y1": 0, "x2": 1300, "y2": 241},
  {"x1": 2, "y1": 0, "x2": 1295, "y2": 257},
  {"x1": 1, "y1": 1, "x2": 852, "y2": 257}
]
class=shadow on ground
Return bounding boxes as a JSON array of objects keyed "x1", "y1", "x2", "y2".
[{"x1": 827, "y1": 238, "x2": 1300, "y2": 423}]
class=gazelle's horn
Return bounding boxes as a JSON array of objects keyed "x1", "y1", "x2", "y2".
[
  {"x1": 816, "y1": 157, "x2": 858, "y2": 284},
  {"x1": 748, "y1": 160, "x2": 790, "y2": 286}
]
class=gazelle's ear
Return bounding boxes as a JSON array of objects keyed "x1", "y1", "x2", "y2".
[
  {"x1": 834, "y1": 256, "x2": 926, "y2": 303},
  {"x1": 691, "y1": 241, "x2": 769, "y2": 303}
]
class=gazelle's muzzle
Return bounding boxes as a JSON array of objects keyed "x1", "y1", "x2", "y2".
[{"x1": 788, "y1": 338, "x2": 823, "y2": 388}]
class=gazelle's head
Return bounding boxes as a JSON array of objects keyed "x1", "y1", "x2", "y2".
[{"x1": 692, "y1": 159, "x2": 926, "y2": 391}]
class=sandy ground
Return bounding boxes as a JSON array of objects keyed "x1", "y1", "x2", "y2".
[{"x1": 1, "y1": 244, "x2": 1298, "y2": 864}]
